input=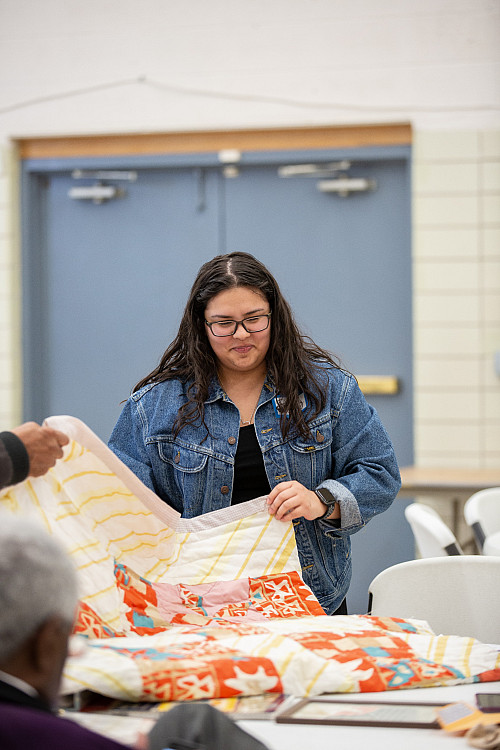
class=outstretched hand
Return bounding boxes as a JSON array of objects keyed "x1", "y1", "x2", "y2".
[{"x1": 12, "y1": 422, "x2": 69, "y2": 477}]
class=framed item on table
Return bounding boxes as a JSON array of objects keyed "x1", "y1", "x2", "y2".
[{"x1": 276, "y1": 699, "x2": 443, "y2": 728}]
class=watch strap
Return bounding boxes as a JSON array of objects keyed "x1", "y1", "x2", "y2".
[{"x1": 314, "y1": 487, "x2": 337, "y2": 519}]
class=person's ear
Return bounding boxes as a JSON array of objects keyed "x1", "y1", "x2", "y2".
[
  {"x1": 31, "y1": 615, "x2": 71, "y2": 707},
  {"x1": 33, "y1": 615, "x2": 69, "y2": 673}
]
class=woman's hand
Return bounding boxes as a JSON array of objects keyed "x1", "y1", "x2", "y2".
[{"x1": 266, "y1": 480, "x2": 327, "y2": 521}]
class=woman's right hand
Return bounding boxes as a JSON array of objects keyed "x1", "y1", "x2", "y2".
[{"x1": 266, "y1": 480, "x2": 333, "y2": 521}]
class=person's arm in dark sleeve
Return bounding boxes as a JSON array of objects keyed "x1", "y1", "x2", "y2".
[
  {"x1": 0, "y1": 423, "x2": 68, "y2": 491},
  {"x1": 0, "y1": 431, "x2": 29, "y2": 489}
]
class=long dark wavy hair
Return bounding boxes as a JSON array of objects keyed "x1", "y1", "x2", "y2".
[{"x1": 134, "y1": 252, "x2": 342, "y2": 439}]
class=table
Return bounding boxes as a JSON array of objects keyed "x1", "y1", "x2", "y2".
[
  {"x1": 399, "y1": 467, "x2": 500, "y2": 499},
  {"x1": 69, "y1": 680, "x2": 500, "y2": 749},
  {"x1": 239, "y1": 681, "x2": 500, "y2": 750},
  {"x1": 398, "y1": 466, "x2": 500, "y2": 549}
]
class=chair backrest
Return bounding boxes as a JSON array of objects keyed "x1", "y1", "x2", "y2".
[
  {"x1": 464, "y1": 487, "x2": 500, "y2": 551},
  {"x1": 404, "y1": 502, "x2": 463, "y2": 557},
  {"x1": 368, "y1": 556, "x2": 500, "y2": 643}
]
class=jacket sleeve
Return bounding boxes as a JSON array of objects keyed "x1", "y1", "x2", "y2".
[
  {"x1": 0, "y1": 437, "x2": 13, "y2": 490},
  {"x1": 318, "y1": 374, "x2": 401, "y2": 537},
  {"x1": 108, "y1": 398, "x2": 160, "y2": 496},
  {"x1": 0, "y1": 432, "x2": 30, "y2": 490}
]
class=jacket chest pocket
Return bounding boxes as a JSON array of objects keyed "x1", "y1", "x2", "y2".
[
  {"x1": 287, "y1": 422, "x2": 333, "y2": 486},
  {"x1": 151, "y1": 440, "x2": 210, "y2": 511},
  {"x1": 157, "y1": 441, "x2": 208, "y2": 473}
]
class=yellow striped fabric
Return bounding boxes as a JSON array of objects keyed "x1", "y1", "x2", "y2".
[{"x1": 0, "y1": 416, "x2": 301, "y2": 624}]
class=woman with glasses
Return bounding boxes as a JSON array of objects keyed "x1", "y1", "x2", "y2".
[{"x1": 109, "y1": 251, "x2": 400, "y2": 615}]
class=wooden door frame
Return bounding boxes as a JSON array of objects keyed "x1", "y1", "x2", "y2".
[{"x1": 18, "y1": 122, "x2": 411, "y2": 160}]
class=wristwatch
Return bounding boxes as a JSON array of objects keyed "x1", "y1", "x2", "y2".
[{"x1": 314, "y1": 487, "x2": 337, "y2": 520}]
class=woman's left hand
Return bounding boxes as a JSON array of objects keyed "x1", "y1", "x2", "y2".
[{"x1": 266, "y1": 480, "x2": 326, "y2": 521}]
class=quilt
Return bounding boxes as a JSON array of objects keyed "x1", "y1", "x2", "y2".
[{"x1": 1, "y1": 415, "x2": 499, "y2": 704}]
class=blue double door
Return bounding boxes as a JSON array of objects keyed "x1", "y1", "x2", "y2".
[{"x1": 23, "y1": 147, "x2": 413, "y2": 611}]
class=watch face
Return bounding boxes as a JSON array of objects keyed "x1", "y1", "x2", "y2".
[{"x1": 318, "y1": 488, "x2": 336, "y2": 505}]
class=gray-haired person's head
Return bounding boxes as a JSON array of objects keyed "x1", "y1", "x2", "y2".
[{"x1": 0, "y1": 514, "x2": 78, "y2": 664}]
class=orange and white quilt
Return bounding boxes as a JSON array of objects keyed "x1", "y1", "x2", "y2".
[{"x1": 1, "y1": 416, "x2": 499, "y2": 703}]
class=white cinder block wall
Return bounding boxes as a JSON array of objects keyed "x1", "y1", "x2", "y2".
[
  {"x1": 414, "y1": 130, "x2": 500, "y2": 469},
  {"x1": 0, "y1": 1, "x2": 499, "y2": 473}
]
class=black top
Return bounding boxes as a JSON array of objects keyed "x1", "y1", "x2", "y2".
[{"x1": 231, "y1": 425, "x2": 271, "y2": 504}]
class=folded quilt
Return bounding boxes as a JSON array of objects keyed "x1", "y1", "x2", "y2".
[
  {"x1": 1, "y1": 416, "x2": 499, "y2": 703},
  {"x1": 63, "y1": 614, "x2": 500, "y2": 701}
]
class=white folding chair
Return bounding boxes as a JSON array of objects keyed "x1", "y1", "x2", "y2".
[
  {"x1": 483, "y1": 533, "x2": 500, "y2": 556},
  {"x1": 404, "y1": 502, "x2": 463, "y2": 557},
  {"x1": 368, "y1": 556, "x2": 500, "y2": 643},
  {"x1": 464, "y1": 487, "x2": 500, "y2": 552}
]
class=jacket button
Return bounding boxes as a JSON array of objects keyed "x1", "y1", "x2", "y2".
[
  {"x1": 316, "y1": 431, "x2": 325, "y2": 443},
  {"x1": 221, "y1": 485, "x2": 230, "y2": 495},
  {"x1": 228, "y1": 436, "x2": 236, "y2": 445},
  {"x1": 174, "y1": 452, "x2": 180, "y2": 463}
]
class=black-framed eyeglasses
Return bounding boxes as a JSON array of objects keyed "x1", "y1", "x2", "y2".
[{"x1": 205, "y1": 312, "x2": 272, "y2": 337}]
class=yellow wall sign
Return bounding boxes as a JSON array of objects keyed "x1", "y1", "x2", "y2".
[{"x1": 357, "y1": 376, "x2": 400, "y2": 395}]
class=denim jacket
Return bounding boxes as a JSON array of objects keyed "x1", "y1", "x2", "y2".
[{"x1": 108, "y1": 366, "x2": 401, "y2": 614}]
